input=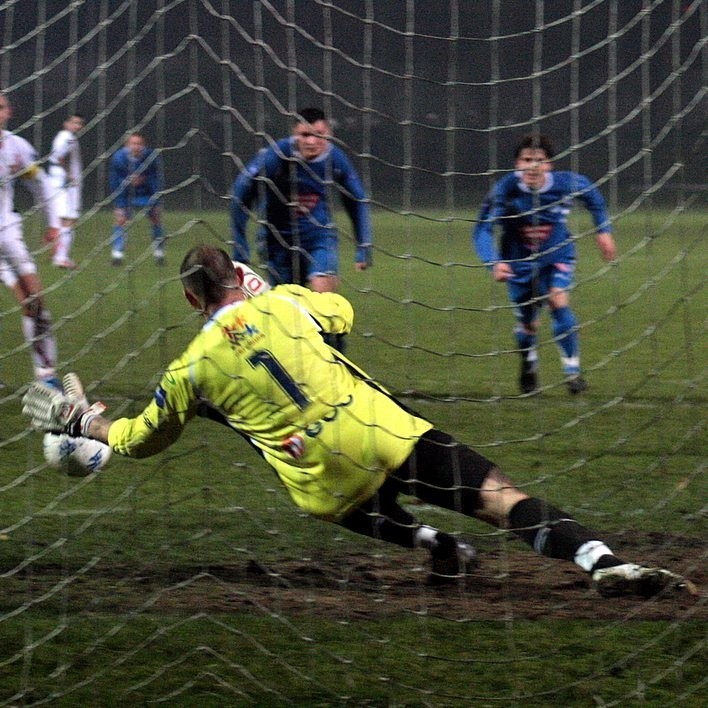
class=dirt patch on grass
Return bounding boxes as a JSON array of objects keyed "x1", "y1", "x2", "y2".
[{"x1": 9, "y1": 531, "x2": 704, "y2": 621}]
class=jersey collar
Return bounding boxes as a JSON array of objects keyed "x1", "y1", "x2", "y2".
[
  {"x1": 515, "y1": 171, "x2": 554, "y2": 194},
  {"x1": 202, "y1": 300, "x2": 245, "y2": 331},
  {"x1": 290, "y1": 137, "x2": 332, "y2": 163}
]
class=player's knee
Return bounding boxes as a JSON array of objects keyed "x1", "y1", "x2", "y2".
[
  {"x1": 476, "y1": 467, "x2": 528, "y2": 524},
  {"x1": 551, "y1": 306, "x2": 576, "y2": 334},
  {"x1": 22, "y1": 295, "x2": 43, "y2": 319},
  {"x1": 310, "y1": 275, "x2": 338, "y2": 293}
]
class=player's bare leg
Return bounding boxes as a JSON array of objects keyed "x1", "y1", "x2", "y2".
[
  {"x1": 14, "y1": 275, "x2": 58, "y2": 384},
  {"x1": 476, "y1": 467, "x2": 696, "y2": 597},
  {"x1": 309, "y1": 274, "x2": 339, "y2": 293}
]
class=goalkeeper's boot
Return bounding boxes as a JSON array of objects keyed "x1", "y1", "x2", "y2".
[
  {"x1": 592, "y1": 563, "x2": 698, "y2": 598},
  {"x1": 566, "y1": 375, "x2": 588, "y2": 395},
  {"x1": 519, "y1": 353, "x2": 539, "y2": 394},
  {"x1": 428, "y1": 536, "x2": 477, "y2": 586}
]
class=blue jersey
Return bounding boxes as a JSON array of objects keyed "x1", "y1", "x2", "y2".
[
  {"x1": 231, "y1": 137, "x2": 372, "y2": 264},
  {"x1": 473, "y1": 171, "x2": 611, "y2": 271},
  {"x1": 109, "y1": 146, "x2": 162, "y2": 209}
]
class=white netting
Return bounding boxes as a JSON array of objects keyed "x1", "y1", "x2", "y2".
[{"x1": 1, "y1": 1, "x2": 705, "y2": 704}]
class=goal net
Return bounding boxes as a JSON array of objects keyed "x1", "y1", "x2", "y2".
[{"x1": 2, "y1": 1, "x2": 705, "y2": 704}]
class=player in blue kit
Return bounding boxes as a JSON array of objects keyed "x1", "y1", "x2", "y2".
[
  {"x1": 231, "y1": 108, "x2": 373, "y2": 295},
  {"x1": 108, "y1": 132, "x2": 165, "y2": 266},
  {"x1": 473, "y1": 133, "x2": 616, "y2": 394}
]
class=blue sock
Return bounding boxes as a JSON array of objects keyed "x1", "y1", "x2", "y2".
[
  {"x1": 514, "y1": 325, "x2": 537, "y2": 364},
  {"x1": 552, "y1": 306, "x2": 580, "y2": 374},
  {"x1": 112, "y1": 226, "x2": 125, "y2": 252},
  {"x1": 152, "y1": 224, "x2": 164, "y2": 247}
]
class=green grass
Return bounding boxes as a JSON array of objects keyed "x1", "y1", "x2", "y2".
[{"x1": 1, "y1": 207, "x2": 706, "y2": 706}]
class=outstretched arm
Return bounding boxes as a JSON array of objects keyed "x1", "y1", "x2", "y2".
[
  {"x1": 577, "y1": 174, "x2": 615, "y2": 261},
  {"x1": 595, "y1": 231, "x2": 616, "y2": 261},
  {"x1": 472, "y1": 190, "x2": 511, "y2": 281},
  {"x1": 15, "y1": 136, "x2": 60, "y2": 238},
  {"x1": 23, "y1": 165, "x2": 61, "y2": 242},
  {"x1": 231, "y1": 148, "x2": 277, "y2": 262},
  {"x1": 108, "y1": 153, "x2": 130, "y2": 209},
  {"x1": 335, "y1": 151, "x2": 373, "y2": 270},
  {"x1": 23, "y1": 368, "x2": 197, "y2": 460}
]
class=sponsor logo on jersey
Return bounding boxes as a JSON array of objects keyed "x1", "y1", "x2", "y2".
[
  {"x1": 282, "y1": 434, "x2": 305, "y2": 458},
  {"x1": 295, "y1": 192, "x2": 319, "y2": 215},
  {"x1": 222, "y1": 315, "x2": 263, "y2": 349},
  {"x1": 520, "y1": 224, "x2": 552, "y2": 250}
]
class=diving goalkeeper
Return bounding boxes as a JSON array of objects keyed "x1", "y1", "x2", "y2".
[{"x1": 21, "y1": 245, "x2": 696, "y2": 598}]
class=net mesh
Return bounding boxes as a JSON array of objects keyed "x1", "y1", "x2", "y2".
[{"x1": 1, "y1": 1, "x2": 705, "y2": 704}]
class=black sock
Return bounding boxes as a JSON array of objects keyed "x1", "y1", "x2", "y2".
[
  {"x1": 508, "y1": 497, "x2": 622, "y2": 566},
  {"x1": 590, "y1": 555, "x2": 625, "y2": 572}
]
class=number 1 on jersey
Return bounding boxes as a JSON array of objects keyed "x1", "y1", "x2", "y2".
[{"x1": 247, "y1": 349, "x2": 310, "y2": 410}]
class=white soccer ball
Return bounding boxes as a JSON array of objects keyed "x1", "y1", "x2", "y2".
[
  {"x1": 43, "y1": 433, "x2": 112, "y2": 477},
  {"x1": 232, "y1": 260, "x2": 270, "y2": 297}
]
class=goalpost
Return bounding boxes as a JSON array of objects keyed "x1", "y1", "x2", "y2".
[{"x1": 1, "y1": 1, "x2": 705, "y2": 704}]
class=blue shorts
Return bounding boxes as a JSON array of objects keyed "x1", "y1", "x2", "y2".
[
  {"x1": 507, "y1": 261, "x2": 575, "y2": 325},
  {"x1": 116, "y1": 196, "x2": 161, "y2": 216},
  {"x1": 263, "y1": 230, "x2": 339, "y2": 286}
]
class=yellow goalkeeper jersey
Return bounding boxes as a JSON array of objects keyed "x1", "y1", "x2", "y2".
[{"x1": 108, "y1": 285, "x2": 432, "y2": 521}]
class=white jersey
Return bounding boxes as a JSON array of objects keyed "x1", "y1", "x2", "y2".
[
  {"x1": 49, "y1": 128, "x2": 82, "y2": 183},
  {"x1": 0, "y1": 130, "x2": 59, "y2": 228},
  {"x1": 0, "y1": 130, "x2": 59, "y2": 275},
  {"x1": 48, "y1": 129, "x2": 82, "y2": 219}
]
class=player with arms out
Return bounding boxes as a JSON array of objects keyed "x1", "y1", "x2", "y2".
[
  {"x1": 22, "y1": 244, "x2": 695, "y2": 599},
  {"x1": 231, "y1": 108, "x2": 372, "y2": 297},
  {"x1": 473, "y1": 133, "x2": 616, "y2": 395},
  {"x1": 108, "y1": 131, "x2": 165, "y2": 266},
  {"x1": 47, "y1": 112, "x2": 85, "y2": 268},
  {"x1": 0, "y1": 91, "x2": 61, "y2": 385}
]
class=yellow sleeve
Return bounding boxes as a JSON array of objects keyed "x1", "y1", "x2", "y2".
[
  {"x1": 107, "y1": 356, "x2": 198, "y2": 458},
  {"x1": 273, "y1": 285, "x2": 353, "y2": 335}
]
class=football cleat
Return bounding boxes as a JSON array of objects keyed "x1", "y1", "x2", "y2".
[
  {"x1": 428, "y1": 538, "x2": 477, "y2": 586},
  {"x1": 592, "y1": 563, "x2": 698, "y2": 598},
  {"x1": 566, "y1": 375, "x2": 588, "y2": 395},
  {"x1": 519, "y1": 369, "x2": 539, "y2": 394},
  {"x1": 111, "y1": 251, "x2": 124, "y2": 266},
  {"x1": 519, "y1": 356, "x2": 539, "y2": 394},
  {"x1": 52, "y1": 258, "x2": 76, "y2": 269},
  {"x1": 154, "y1": 247, "x2": 165, "y2": 266}
]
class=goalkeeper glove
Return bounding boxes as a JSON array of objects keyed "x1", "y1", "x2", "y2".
[{"x1": 22, "y1": 373, "x2": 106, "y2": 437}]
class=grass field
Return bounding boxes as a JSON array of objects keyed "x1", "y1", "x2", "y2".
[{"x1": 1, "y1": 207, "x2": 706, "y2": 706}]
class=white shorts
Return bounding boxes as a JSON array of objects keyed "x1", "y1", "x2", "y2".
[
  {"x1": 0, "y1": 216, "x2": 37, "y2": 281},
  {"x1": 0, "y1": 259, "x2": 18, "y2": 288},
  {"x1": 49, "y1": 167, "x2": 81, "y2": 220}
]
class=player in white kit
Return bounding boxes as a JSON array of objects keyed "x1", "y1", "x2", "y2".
[
  {"x1": 0, "y1": 92, "x2": 61, "y2": 384},
  {"x1": 47, "y1": 113, "x2": 85, "y2": 268}
]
